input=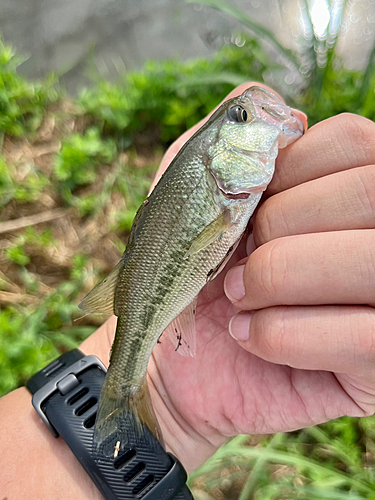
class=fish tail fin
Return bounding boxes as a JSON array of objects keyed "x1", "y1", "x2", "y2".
[{"x1": 93, "y1": 376, "x2": 164, "y2": 457}]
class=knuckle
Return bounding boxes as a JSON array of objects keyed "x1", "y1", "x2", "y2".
[
  {"x1": 357, "y1": 235, "x2": 375, "y2": 289},
  {"x1": 359, "y1": 406, "x2": 375, "y2": 418},
  {"x1": 352, "y1": 166, "x2": 375, "y2": 221},
  {"x1": 247, "y1": 239, "x2": 287, "y2": 304},
  {"x1": 268, "y1": 145, "x2": 300, "y2": 194},
  {"x1": 336, "y1": 113, "x2": 375, "y2": 164},
  {"x1": 252, "y1": 307, "x2": 291, "y2": 364},
  {"x1": 254, "y1": 194, "x2": 294, "y2": 245},
  {"x1": 253, "y1": 200, "x2": 274, "y2": 245},
  {"x1": 356, "y1": 310, "x2": 375, "y2": 364}
]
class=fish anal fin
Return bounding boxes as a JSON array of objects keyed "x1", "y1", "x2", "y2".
[
  {"x1": 165, "y1": 296, "x2": 198, "y2": 357},
  {"x1": 185, "y1": 210, "x2": 231, "y2": 258},
  {"x1": 78, "y1": 260, "x2": 123, "y2": 315}
]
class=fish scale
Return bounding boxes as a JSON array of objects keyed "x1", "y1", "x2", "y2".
[{"x1": 79, "y1": 86, "x2": 304, "y2": 453}]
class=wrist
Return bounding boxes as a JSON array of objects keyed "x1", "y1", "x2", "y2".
[{"x1": 0, "y1": 387, "x2": 103, "y2": 500}]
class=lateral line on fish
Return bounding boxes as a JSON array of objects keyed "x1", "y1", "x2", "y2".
[{"x1": 144, "y1": 167, "x2": 206, "y2": 328}]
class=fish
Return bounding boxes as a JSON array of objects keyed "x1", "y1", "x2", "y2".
[{"x1": 79, "y1": 86, "x2": 304, "y2": 455}]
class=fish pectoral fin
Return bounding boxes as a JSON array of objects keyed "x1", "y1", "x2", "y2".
[
  {"x1": 78, "y1": 260, "x2": 123, "y2": 315},
  {"x1": 164, "y1": 296, "x2": 198, "y2": 357},
  {"x1": 185, "y1": 210, "x2": 231, "y2": 258},
  {"x1": 207, "y1": 235, "x2": 242, "y2": 282}
]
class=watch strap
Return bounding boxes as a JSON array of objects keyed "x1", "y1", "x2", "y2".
[{"x1": 27, "y1": 349, "x2": 193, "y2": 500}]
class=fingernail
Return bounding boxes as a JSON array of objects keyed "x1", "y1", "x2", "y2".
[
  {"x1": 246, "y1": 233, "x2": 256, "y2": 255},
  {"x1": 229, "y1": 313, "x2": 253, "y2": 341},
  {"x1": 224, "y1": 264, "x2": 246, "y2": 302}
]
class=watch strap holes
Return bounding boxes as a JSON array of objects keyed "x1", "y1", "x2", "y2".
[
  {"x1": 123, "y1": 462, "x2": 145, "y2": 483},
  {"x1": 133, "y1": 474, "x2": 155, "y2": 497},
  {"x1": 67, "y1": 387, "x2": 88, "y2": 405},
  {"x1": 83, "y1": 412, "x2": 96, "y2": 429},
  {"x1": 74, "y1": 397, "x2": 97, "y2": 416},
  {"x1": 114, "y1": 448, "x2": 136, "y2": 470},
  {"x1": 44, "y1": 359, "x2": 65, "y2": 378}
]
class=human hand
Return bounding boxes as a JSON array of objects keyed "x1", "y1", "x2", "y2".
[
  {"x1": 221, "y1": 112, "x2": 375, "y2": 451},
  {"x1": 145, "y1": 99, "x2": 375, "y2": 472}
]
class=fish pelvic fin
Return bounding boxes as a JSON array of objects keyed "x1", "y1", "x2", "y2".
[
  {"x1": 93, "y1": 377, "x2": 164, "y2": 458},
  {"x1": 165, "y1": 296, "x2": 198, "y2": 357}
]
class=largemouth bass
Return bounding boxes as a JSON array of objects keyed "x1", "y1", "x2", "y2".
[{"x1": 79, "y1": 86, "x2": 304, "y2": 453}]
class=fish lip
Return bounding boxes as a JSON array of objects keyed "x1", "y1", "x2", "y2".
[
  {"x1": 289, "y1": 110, "x2": 305, "y2": 135},
  {"x1": 219, "y1": 187, "x2": 251, "y2": 200},
  {"x1": 210, "y1": 169, "x2": 264, "y2": 200}
]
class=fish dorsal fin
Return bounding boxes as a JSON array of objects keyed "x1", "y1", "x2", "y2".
[
  {"x1": 78, "y1": 260, "x2": 123, "y2": 315},
  {"x1": 127, "y1": 198, "x2": 149, "y2": 249},
  {"x1": 185, "y1": 210, "x2": 231, "y2": 258},
  {"x1": 164, "y1": 296, "x2": 198, "y2": 357}
]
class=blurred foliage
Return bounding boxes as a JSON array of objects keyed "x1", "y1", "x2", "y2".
[
  {"x1": 54, "y1": 128, "x2": 117, "y2": 190},
  {"x1": 2, "y1": 0, "x2": 375, "y2": 496},
  {"x1": 54, "y1": 127, "x2": 117, "y2": 214},
  {"x1": 78, "y1": 37, "x2": 271, "y2": 142},
  {"x1": 112, "y1": 155, "x2": 159, "y2": 233},
  {"x1": 0, "y1": 300, "x2": 94, "y2": 395},
  {"x1": 4, "y1": 226, "x2": 55, "y2": 266},
  {"x1": 189, "y1": 422, "x2": 375, "y2": 499},
  {"x1": 187, "y1": 0, "x2": 375, "y2": 126},
  {"x1": 0, "y1": 156, "x2": 49, "y2": 208},
  {"x1": 0, "y1": 39, "x2": 59, "y2": 137}
]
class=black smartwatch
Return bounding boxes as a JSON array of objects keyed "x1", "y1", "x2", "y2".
[{"x1": 26, "y1": 349, "x2": 194, "y2": 500}]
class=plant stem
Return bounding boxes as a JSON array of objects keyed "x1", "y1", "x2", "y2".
[
  {"x1": 238, "y1": 433, "x2": 284, "y2": 500},
  {"x1": 187, "y1": 0, "x2": 300, "y2": 70}
]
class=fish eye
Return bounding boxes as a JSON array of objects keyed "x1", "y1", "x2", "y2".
[{"x1": 228, "y1": 105, "x2": 249, "y2": 123}]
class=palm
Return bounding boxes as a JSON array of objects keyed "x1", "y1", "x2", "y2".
[{"x1": 152, "y1": 238, "x2": 360, "y2": 443}]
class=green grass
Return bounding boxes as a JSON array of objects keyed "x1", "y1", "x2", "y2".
[
  {"x1": 0, "y1": 302, "x2": 95, "y2": 396},
  {"x1": 53, "y1": 127, "x2": 118, "y2": 214},
  {"x1": 2, "y1": 4, "x2": 375, "y2": 495},
  {"x1": 0, "y1": 156, "x2": 50, "y2": 208},
  {"x1": 189, "y1": 422, "x2": 375, "y2": 499},
  {"x1": 78, "y1": 36, "x2": 270, "y2": 142},
  {"x1": 0, "y1": 39, "x2": 59, "y2": 138}
]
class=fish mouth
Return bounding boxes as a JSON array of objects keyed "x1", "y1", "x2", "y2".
[
  {"x1": 210, "y1": 169, "x2": 267, "y2": 201},
  {"x1": 219, "y1": 187, "x2": 251, "y2": 200}
]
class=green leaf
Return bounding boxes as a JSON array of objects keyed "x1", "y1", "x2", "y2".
[{"x1": 5, "y1": 245, "x2": 30, "y2": 265}]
